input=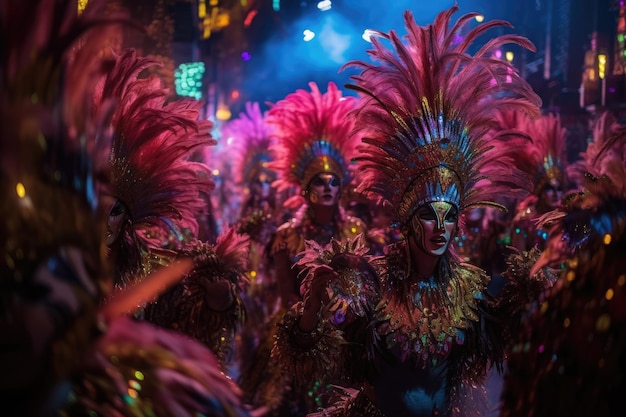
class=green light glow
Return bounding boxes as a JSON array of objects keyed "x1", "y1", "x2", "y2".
[{"x1": 175, "y1": 62, "x2": 205, "y2": 100}]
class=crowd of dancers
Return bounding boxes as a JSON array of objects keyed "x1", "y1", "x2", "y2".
[{"x1": 2, "y1": 1, "x2": 625, "y2": 416}]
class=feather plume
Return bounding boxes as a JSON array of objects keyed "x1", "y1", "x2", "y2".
[
  {"x1": 343, "y1": 5, "x2": 541, "y2": 225},
  {"x1": 506, "y1": 111, "x2": 569, "y2": 195},
  {"x1": 222, "y1": 101, "x2": 276, "y2": 185},
  {"x1": 94, "y1": 49, "x2": 216, "y2": 279},
  {"x1": 66, "y1": 317, "x2": 249, "y2": 416},
  {"x1": 267, "y1": 82, "x2": 360, "y2": 197},
  {"x1": 567, "y1": 111, "x2": 625, "y2": 188},
  {"x1": 531, "y1": 116, "x2": 626, "y2": 274}
]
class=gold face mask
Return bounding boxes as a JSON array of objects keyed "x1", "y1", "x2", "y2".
[{"x1": 410, "y1": 201, "x2": 458, "y2": 257}]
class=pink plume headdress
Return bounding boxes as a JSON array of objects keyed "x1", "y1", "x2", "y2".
[
  {"x1": 567, "y1": 111, "x2": 625, "y2": 188},
  {"x1": 343, "y1": 6, "x2": 541, "y2": 226},
  {"x1": 531, "y1": 115, "x2": 626, "y2": 274},
  {"x1": 222, "y1": 101, "x2": 275, "y2": 185},
  {"x1": 95, "y1": 49, "x2": 215, "y2": 261},
  {"x1": 267, "y1": 81, "x2": 360, "y2": 205},
  {"x1": 508, "y1": 111, "x2": 569, "y2": 195}
]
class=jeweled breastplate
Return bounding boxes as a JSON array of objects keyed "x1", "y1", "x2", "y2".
[{"x1": 374, "y1": 244, "x2": 488, "y2": 367}]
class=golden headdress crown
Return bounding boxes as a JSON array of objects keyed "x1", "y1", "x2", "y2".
[
  {"x1": 344, "y1": 6, "x2": 541, "y2": 225},
  {"x1": 267, "y1": 82, "x2": 359, "y2": 194}
]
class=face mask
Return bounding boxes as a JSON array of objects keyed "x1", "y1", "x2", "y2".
[
  {"x1": 409, "y1": 201, "x2": 458, "y2": 257},
  {"x1": 308, "y1": 173, "x2": 340, "y2": 206}
]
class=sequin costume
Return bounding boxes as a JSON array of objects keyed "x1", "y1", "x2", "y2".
[
  {"x1": 499, "y1": 112, "x2": 626, "y2": 417},
  {"x1": 271, "y1": 6, "x2": 543, "y2": 417},
  {"x1": 267, "y1": 81, "x2": 366, "y2": 308},
  {"x1": 0, "y1": 1, "x2": 249, "y2": 416}
]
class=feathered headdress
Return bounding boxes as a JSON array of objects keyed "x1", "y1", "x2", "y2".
[
  {"x1": 567, "y1": 111, "x2": 620, "y2": 187},
  {"x1": 267, "y1": 81, "x2": 359, "y2": 206},
  {"x1": 509, "y1": 111, "x2": 569, "y2": 196},
  {"x1": 94, "y1": 50, "x2": 215, "y2": 274},
  {"x1": 531, "y1": 114, "x2": 626, "y2": 273},
  {"x1": 223, "y1": 101, "x2": 276, "y2": 186},
  {"x1": 344, "y1": 6, "x2": 541, "y2": 226}
]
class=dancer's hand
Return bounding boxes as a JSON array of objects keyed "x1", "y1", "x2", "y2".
[
  {"x1": 299, "y1": 265, "x2": 337, "y2": 332},
  {"x1": 310, "y1": 265, "x2": 337, "y2": 305}
]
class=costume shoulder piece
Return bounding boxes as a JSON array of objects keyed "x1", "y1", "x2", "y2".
[{"x1": 144, "y1": 227, "x2": 250, "y2": 365}]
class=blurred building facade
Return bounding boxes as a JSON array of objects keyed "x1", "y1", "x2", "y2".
[{"x1": 115, "y1": 0, "x2": 624, "y2": 126}]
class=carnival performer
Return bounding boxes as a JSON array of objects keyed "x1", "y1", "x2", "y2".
[
  {"x1": 96, "y1": 48, "x2": 215, "y2": 285},
  {"x1": 270, "y1": 6, "x2": 545, "y2": 417},
  {"x1": 222, "y1": 102, "x2": 282, "y2": 377},
  {"x1": 96, "y1": 48, "x2": 249, "y2": 369},
  {"x1": 0, "y1": 1, "x2": 249, "y2": 416},
  {"x1": 267, "y1": 81, "x2": 367, "y2": 310},
  {"x1": 507, "y1": 111, "x2": 571, "y2": 252},
  {"x1": 226, "y1": 101, "x2": 280, "y2": 316},
  {"x1": 239, "y1": 82, "x2": 367, "y2": 415},
  {"x1": 499, "y1": 111, "x2": 626, "y2": 417}
]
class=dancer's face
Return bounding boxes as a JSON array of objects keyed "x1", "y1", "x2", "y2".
[
  {"x1": 106, "y1": 199, "x2": 128, "y2": 246},
  {"x1": 409, "y1": 201, "x2": 458, "y2": 257},
  {"x1": 540, "y1": 179, "x2": 563, "y2": 210},
  {"x1": 251, "y1": 171, "x2": 273, "y2": 200},
  {"x1": 308, "y1": 173, "x2": 340, "y2": 207}
]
